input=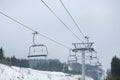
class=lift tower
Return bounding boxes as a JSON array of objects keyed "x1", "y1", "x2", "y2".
[{"x1": 72, "y1": 37, "x2": 94, "y2": 80}]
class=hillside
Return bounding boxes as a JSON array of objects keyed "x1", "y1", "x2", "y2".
[{"x1": 0, "y1": 64, "x2": 93, "y2": 80}]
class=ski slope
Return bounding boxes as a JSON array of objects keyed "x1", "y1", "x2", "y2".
[{"x1": 0, "y1": 64, "x2": 93, "y2": 80}]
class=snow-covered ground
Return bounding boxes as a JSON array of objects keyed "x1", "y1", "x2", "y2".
[{"x1": 0, "y1": 64, "x2": 93, "y2": 80}]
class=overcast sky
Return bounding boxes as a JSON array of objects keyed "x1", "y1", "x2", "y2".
[{"x1": 0, "y1": 0, "x2": 120, "y2": 71}]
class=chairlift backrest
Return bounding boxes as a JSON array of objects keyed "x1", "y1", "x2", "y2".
[{"x1": 67, "y1": 55, "x2": 77, "y2": 63}]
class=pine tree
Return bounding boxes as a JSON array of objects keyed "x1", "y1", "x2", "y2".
[
  {"x1": 0, "y1": 48, "x2": 4, "y2": 60},
  {"x1": 111, "y1": 56, "x2": 120, "y2": 77}
]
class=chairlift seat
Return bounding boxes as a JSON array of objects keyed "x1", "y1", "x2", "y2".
[
  {"x1": 28, "y1": 54, "x2": 47, "y2": 58},
  {"x1": 68, "y1": 60, "x2": 77, "y2": 63},
  {"x1": 32, "y1": 44, "x2": 44, "y2": 47}
]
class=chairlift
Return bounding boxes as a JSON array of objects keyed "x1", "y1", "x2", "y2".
[
  {"x1": 89, "y1": 55, "x2": 99, "y2": 65},
  {"x1": 28, "y1": 32, "x2": 48, "y2": 59},
  {"x1": 67, "y1": 49, "x2": 77, "y2": 63},
  {"x1": 67, "y1": 55, "x2": 77, "y2": 63},
  {"x1": 89, "y1": 51, "x2": 97, "y2": 60}
]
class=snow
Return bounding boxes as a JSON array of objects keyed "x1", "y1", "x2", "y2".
[{"x1": 0, "y1": 64, "x2": 94, "y2": 80}]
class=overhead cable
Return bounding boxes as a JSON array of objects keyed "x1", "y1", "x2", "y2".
[
  {"x1": 59, "y1": 0, "x2": 85, "y2": 38},
  {"x1": 0, "y1": 11, "x2": 71, "y2": 49},
  {"x1": 40, "y1": 0, "x2": 82, "y2": 41},
  {"x1": 0, "y1": 11, "x2": 36, "y2": 32}
]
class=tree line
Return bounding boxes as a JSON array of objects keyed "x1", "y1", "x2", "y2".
[
  {"x1": 0, "y1": 47, "x2": 67, "y2": 72},
  {"x1": 0, "y1": 47, "x2": 29, "y2": 67}
]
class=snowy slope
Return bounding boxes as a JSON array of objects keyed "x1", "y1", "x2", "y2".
[{"x1": 0, "y1": 64, "x2": 93, "y2": 80}]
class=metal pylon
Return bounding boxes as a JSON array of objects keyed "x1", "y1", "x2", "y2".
[{"x1": 72, "y1": 37, "x2": 94, "y2": 80}]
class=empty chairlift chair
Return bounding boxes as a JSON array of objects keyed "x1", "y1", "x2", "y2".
[
  {"x1": 67, "y1": 49, "x2": 77, "y2": 63},
  {"x1": 28, "y1": 32, "x2": 48, "y2": 59},
  {"x1": 89, "y1": 51, "x2": 98, "y2": 65},
  {"x1": 28, "y1": 44, "x2": 48, "y2": 58}
]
